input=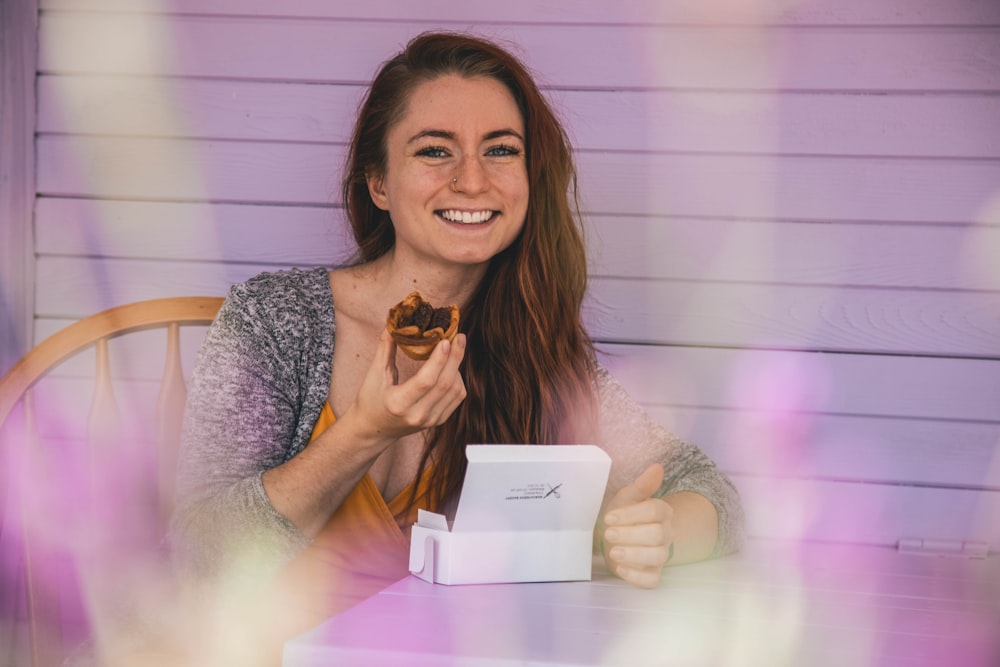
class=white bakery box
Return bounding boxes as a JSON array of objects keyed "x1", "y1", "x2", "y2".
[{"x1": 408, "y1": 444, "x2": 611, "y2": 585}]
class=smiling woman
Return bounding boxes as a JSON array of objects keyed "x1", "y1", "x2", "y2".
[
  {"x1": 365, "y1": 74, "x2": 529, "y2": 269},
  {"x1": 163, "y1": 31, "x2": 745, "y2": 667}
]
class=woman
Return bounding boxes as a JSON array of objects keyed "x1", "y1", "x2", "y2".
[{"x1": 171, "y1": 30, "x2": 744, "y2": 660}]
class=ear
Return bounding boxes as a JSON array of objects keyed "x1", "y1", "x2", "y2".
[{"x1": 366, "y1": 170, "x2": 390, "y2": 211}]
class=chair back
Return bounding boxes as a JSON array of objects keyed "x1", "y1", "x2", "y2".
[{"x1": 0, "y1": 297, "x2": 223, "y2": 667}]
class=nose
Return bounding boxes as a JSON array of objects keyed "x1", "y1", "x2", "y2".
[{"x1": 453, "y1": 154, "x2": 488, "y2": 194}]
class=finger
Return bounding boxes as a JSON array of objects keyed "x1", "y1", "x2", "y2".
[
  {"x1": 389, "y1": 340, "x2": 452, "y2": 408},
  {"x1": 604, "y1": 520, "x2": 669, "y2": 547},
  {"x1": 386, "y1": 338, "x2": 466, "y2": 426},
  {"x1": 614, "y1": 564, "x2": 662, "y2": 590},
  {"x1": 444, "y1": 333, "x2": 467, "y2": 373},
  {"x1": 424, "y1": 342, "x2": 468, "y2": 424},
  {"x1": 426, "y1": 383, "x2": 467, "y2": 425},
  {"x1": 423, "y1": 334, "x2": 464, "y2": 379},
  {"x1": 608, "y1": 544, "x2": 672, "y2": 569},
  {"x1": 605, "y1": 497, "x2": 671, "y2": 529},
  {"x1": 420, "y1": 347, "x2": 468, "y2": 423},
  {"x1": 415, "y1": 337, "x2": 455, "y2": 382},
  {"x1": 405, "y1": 335, "x2": 466, "y2": 399},
  {"x1": 605, "y1": 464, "x2": 665, "y2": 522},
  {"x1": 618, "y1": 463, "x2": 665, "y2": 505}
]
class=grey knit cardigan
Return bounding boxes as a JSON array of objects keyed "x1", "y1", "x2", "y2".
[{"x1": 170, "y1": 267, "x2": 745, "y2": 579}]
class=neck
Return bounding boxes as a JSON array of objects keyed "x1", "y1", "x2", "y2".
[{"x1": 367, "y1": 249, "x2": 488, "y2": 311}]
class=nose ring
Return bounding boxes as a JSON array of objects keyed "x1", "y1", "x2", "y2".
[{"x1": 451, "y1": 177, "x2": 459, "y2": 192}]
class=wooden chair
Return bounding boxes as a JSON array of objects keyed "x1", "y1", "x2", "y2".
[{"x1": 0, "y1": 297, "x2": 223, "y2": 667}]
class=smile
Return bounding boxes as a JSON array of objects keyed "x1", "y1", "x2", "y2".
[{"x1": 438, "y1": 209, "x2": 496, "y2": 224}]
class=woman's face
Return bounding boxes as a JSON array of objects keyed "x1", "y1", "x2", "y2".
[{"x1": 367, "y1": 74, "x2": 529, "y2": 271}]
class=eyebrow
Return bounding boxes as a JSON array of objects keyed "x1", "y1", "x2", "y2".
[{"x1": 406, "y1": 128, "x2": 525, "y2": 144}]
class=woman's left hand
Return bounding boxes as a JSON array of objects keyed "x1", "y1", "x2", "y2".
[{"x1": 599, "y1": 463, "x2": 673, "y2": 589}]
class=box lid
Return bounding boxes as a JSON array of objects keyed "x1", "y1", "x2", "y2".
[{"x1": 451, "y1": 444, "x2": 611, "y2": 533}]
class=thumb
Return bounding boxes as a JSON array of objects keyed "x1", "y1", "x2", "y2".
[{"x1": 613, "y1": 463, "x2": 665, "y2": 506}]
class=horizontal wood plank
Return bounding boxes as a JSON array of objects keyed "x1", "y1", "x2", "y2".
[
  {"x1": 645, "y1": 406, "x2": 1000, "y2": 489},
  {"x1": 34, "y1": 198, "x2": 1000, "y2": 292},
  {"x1": 33, "y1": 256, "x2": 259, "y2": 317},
  {"x1": 37, "y1": 0, "x2": 1000, "y2": 26},
  {"x1": 596, "y1": 344, "x2": 1000, "y2": 423},
  {"x1": 590, "y1": 215, "x2": 1000, "y2": 291},
  {"x1": 586, "y1": 277, "x2": 1000, "y2": 357},
  {"x1": 36, "y1": 75, "x2": 1000, "y2": 158},
  {"x1": 576, "y1": 151, "x2": 1000, "y2": 225},
  {"x1": 35, "y1": 198, "x2": 350, "y2": 266},
  {"x1": 36, "y1": 136, "x2": 342, "y2": 206},
  {"x1": 35, "y1": 136, "x2": 1000, "y2": 224},
  {"x1": 32, "y1": 255, "x2": 1000, "y2": 357},
  {"x1": 36, "y1": 15, "x2": 1000, "y2": 92},
  {"x1": 735, "y1": 475, "x2": 1000, "y2": 547}
]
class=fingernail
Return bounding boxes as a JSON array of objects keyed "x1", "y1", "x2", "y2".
[
  {"x1": 611, "y1": 547, "x2": 625, "y2": 560},
  {"x1": 605, "y1": 513, "x2": 619, "y2": 525},
  {"x1": 605, "y1": 529, "x2": 620, "y2": 542}
]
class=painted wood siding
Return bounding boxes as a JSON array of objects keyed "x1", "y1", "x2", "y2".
[
  {"x1": 31, "y1": 0, "x2": 1000, "y2": 548},
  {"x1": 0, "y1": 0, "x2": 37, "y2": 379}
]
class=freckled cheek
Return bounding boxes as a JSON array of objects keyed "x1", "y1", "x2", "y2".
[
  {"x1": 411, "y1": 171, "x2": 450, "y2": 192},
  {"x1": 386, "y1": 178, "x2": 447, "y2": 210},
  {"x1": 491, "y1": 170, "x2": 529, "y2": 204}
]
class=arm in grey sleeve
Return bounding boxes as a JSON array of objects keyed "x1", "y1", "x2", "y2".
[
  {"x1": 595, "y1": 364, "x2": 745, "y2": 558},
  {"x1": 170, "y1": 282, "x2": 313, "y2": 581}
]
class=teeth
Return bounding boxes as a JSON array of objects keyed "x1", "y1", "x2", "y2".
[{"x1": 441, "y1": 209, "x2": 493, "y2": 224}]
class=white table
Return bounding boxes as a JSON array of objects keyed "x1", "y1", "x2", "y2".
[{"x1": 283, "y1": 541, "x2": 1000, "y2": 666}]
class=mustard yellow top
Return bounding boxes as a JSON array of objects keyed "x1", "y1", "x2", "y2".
[
  {"x1": 269, "y1": 403, "x2": 433, "y2": 631},
  {"x1": 313, "y1": 401, "x2": 430, "y2": 534}
]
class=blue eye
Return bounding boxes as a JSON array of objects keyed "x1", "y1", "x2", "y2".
[
  {"x1": 487, "y1": 144, "x2": 521, "y2": 157},
  {"x1": 416, "y1": 146, "x2": 449, "y2": 158}
]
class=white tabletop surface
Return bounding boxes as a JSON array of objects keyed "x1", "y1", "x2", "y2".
[{"x1": 282, "y1": 540, "x2": 1000, "y2": 667}]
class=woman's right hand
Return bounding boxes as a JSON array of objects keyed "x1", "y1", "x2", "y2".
[
  {"x1": 262, "y1": 329, "x2": 465, "y2": 537},
  {"x1": 351, "y1": 329, "x2": 467, "y2": 442}
]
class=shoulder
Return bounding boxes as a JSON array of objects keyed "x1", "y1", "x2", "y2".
[
  {"x1": 208, "y1": 267, "x2": 335, "y2": 374},
  {"x1": 592, "y1": 362, "x2": 630, "y2": 407},
  {"x1": 221, "y1": 267, "x2": 333, "y2": 330},
  {"x1": 228, "y1": 266, "x2": 332, "y2": 313},
  {"x1": 590, "y1": 361, "x2": 676, "y2": 471}
]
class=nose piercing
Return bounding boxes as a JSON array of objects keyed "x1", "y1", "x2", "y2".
[{"x1": 451, "y1": 177, "x2": 459, "y2": 192}]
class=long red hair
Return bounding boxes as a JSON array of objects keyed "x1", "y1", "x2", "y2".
[{"x1": 342, "y1": 32, "x2": 597, "y2": 511}]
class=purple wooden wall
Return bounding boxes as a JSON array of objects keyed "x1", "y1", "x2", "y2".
[{"x1": 20, "y1": 0, "x2": 1000, "y2": 547}]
